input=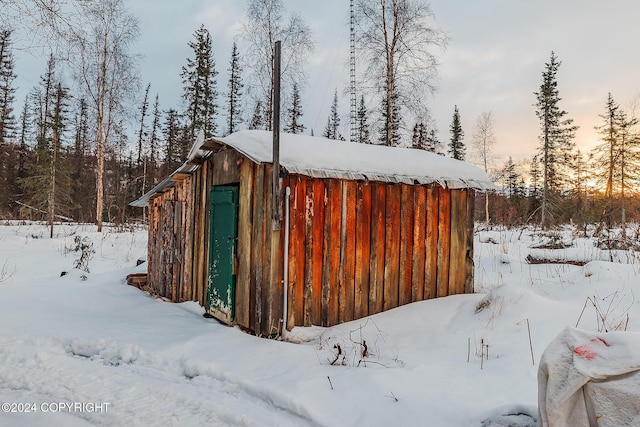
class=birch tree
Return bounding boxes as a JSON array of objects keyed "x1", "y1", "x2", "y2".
[
  {"x1": 471, "y1": 111, "x2": 496, "y2": 227},
  {"x1": 0, "y1": 29, "x2": 17, "y2": 144},
  {"x1": 241, "y1": 0, "x2": 313, "y2": 130},
  {"x1": 66, "y1": 0, "x2": 140, "y2": 231},
  {"x1": 355, "y1": 0, "x2": 446, "y2": 146}
]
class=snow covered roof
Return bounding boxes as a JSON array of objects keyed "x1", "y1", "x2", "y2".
[
  {"x1": 217, "y1": 130, "x2": 493, "y2": 188},
  {"x1": 131, "y1": 130, "x2": 493, "y2": 207}
]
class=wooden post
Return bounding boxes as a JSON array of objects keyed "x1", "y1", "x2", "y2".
[{"x1": 272, "y1": 40, "x2": 282, "y2": 231}]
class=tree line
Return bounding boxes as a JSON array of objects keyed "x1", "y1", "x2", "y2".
[
  {"x1": 0, "y1": 0, "x2": 452, "y2": 229},
  {"x1": 473, "y1": 52, "x2": 640, "y2": 246},
  {"x1": 0, "y1": 1, "x2": 638, "y2": 238}
]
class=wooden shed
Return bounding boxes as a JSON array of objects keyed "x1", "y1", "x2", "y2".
[{"x1": 132, "y1": 130, "x2": 493, "y2": 336}]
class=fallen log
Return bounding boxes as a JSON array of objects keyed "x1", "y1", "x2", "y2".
[{"x1": 525, "y1": 255, "x2": 586, "y2": 266}]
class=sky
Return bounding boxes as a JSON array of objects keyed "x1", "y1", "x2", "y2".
[{"x1": 10, "y1": 0, "x2": 640, "y2": 169}]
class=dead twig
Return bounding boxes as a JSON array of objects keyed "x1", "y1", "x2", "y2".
[{"x1": 329, "y1": 343, "x2": 342, "y2": 366}]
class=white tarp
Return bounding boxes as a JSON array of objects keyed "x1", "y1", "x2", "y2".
[{"x1": 538, "y1": 327, "x2": 640, "y2": 427}]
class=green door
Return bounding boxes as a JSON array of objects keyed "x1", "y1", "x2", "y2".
[{"x1": 207, "y1": 185, "x2": 239, "y2": 323}]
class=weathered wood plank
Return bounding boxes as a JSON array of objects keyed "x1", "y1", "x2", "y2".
[
  {"x1": 303, "y1": 178, "x2": 314, "y2": 327},
  {"x1": 154, "y1": 198, "x2": 162, "y2": 296},
  {"x1": 205, "y1": 161, "x2": 216, "y2": 306},
  {"x1": 340, "y1": 180, "x2": 357, "y2": 323},
  {"x1": 194, "y1": 165, "x2": 204, "y2": 306},
  {"x1": 236, "y1": 159, "x2": 253, "y2": 329},
  {"x1": 194, "y1": 163, "x2": 207, "y2": 307},
  {"x1": 411, "y1": 186, "x2": 426, "y2": 302},
  {"x1": 465, "y1": 189, "x2": 475, "y2": 294},
  {"x1": 172, "y1": 200, "x2": 182, "y2": 301},
  {"x1": 179, "y1": 179, "x2": 191, "y2": 302},
  {"x1": 449, "y1": 190, "x2": 466, "y2": 295},
  {"x1": 288, "y1": 176, "x2": 306, "y2": 329},
  {"x1": 184, "y1": 176, "x2": 196, "y2": 301},
  {"x1": 269, "y1": 175, "x2": 286, "y2": 336},
  {"x1": 383, "y1": 184, "x2": 401, "y2": 311},
  {"x1": 146, "y1": 199, "x2": 156, "y2": 295},
  {"x1": 354, "y1": 182, "x2": 371, "y2": 319},
  {"x1": 250, "y1": 164, "x2": 265, "y2": 333},
  {"x1": 321, "y1": 181, "x2": 331, "y2": 326},
  {"x1": 323, "y1": 179, "x2": 341, "y2": 326},
  {"x1": 261, "y1": 164, "x2": 275, "y2": 336},
  {"x1": 425, "y1": 186, "x2": 439, "y2": 300},
  {"x1": 436, "y1": 187, "x2": 451, "y2": 298},
  {"x1": 310, "y1": 179, "x2": 325, "y2": 326},
  {"x1": 204, "y1": 161, "x2": 214, "y2": 306},
  {"x1": 369, "y1": 182, "x2": 385, "y2": 315},
  {"x1": 211, "y1": 149, "x2": 242, "y2": 186},
  {"x1": 399, "y1": 184, "x2": 414, "y2": 306}
]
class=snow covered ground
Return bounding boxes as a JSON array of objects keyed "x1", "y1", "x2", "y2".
[{"x1": 0, "y1": 222, "x2": 639, "y2": 426}]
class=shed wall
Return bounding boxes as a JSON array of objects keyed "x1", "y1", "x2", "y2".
[
  {"x1": 145, "y1": 150, "x2": 476, "y2": 337},
  {"x1": 285, "y1": 176, "x2": 475, "y2": 330},
  {"x1": 147, "y1": 149, "x2": 244, "y2": 309}
]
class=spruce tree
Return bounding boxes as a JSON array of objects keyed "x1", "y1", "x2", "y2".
[
  {"x1": 46, "y1": 81, "x2": 72, "y2": 237},
  {"x1": 569, "y1": 150, "x2": 593, "y2": 229},
  {"x1": 249, "y1": 100, "x2": 265, "y2": 130},
  {"x1": 162, "y1": 108, "x2": 182, "y2": 175},
  {"x1": 534, "y1": 51, "x2": 577, "y2": 229},
  {"x1": 448, "y1": 105, "x2": 465, "y2": 160},
  {"x1": 323, "y1": 89, "x2": 342, "y2": 140},
  {"x1": 592, "y1": 94, "x2": 639, "y2": 235},
  {"x1": 503, "y1": 157, "x2": 519, "y2": 198},
  {"x1": 411, "y1": 122, "x2": 427, "y2": 149},
  {"x1": 148, "y1": 94, "x2": 161, "y2": 185},
  {"x1": 181, "y1": 24, "x2": 219, "y2": 140},
  {"x1": 178, "y1": 123, "x2": 193, "y2": 162},
  {"x1": 592, "y1": 93, "x2": 619, "y2": 233},
  {"x1": 136, "y1": 83, "x2": 150, "y2": 166},
  {"x1": 284, "y1": 83, "x2": 305, "y2": 134},
  {"x1": 21, "y1": 58, "x2": 72, "y2": 235},
  {"x1": 70, "y1": 98, "x2": 91, "y2": 222},
  {"x1": 616, "y1": 110, "x2": 639, "y2": 232},
  {"x1": 356, "y1": 95, "x2": 370, "y2": 144},
  {"x1": 17, "y1": 95, "x2": 30, "y2": 195},
  {"x1": 225, "y1": 41, "x2": 243, "y2": 135},
  {"x1": 0, "y1": 29, "x2": 17, "y2": 213},
  {"x1": 528, "y1": 154, "x2": 542, "y2": 220},
  {"x1": 500, "y1": 156, "x2": 526, "y2": 225},
  {"x1": 425, "y1": 128, "x2": 441, "y2": 154},
  {"x1": 0, "y1": 29, "x2": 16, "y2": 144}
]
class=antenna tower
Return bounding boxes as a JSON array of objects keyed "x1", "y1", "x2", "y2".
[{"x1": 350, "y1": 0, "x2": 357, "y2": 142}]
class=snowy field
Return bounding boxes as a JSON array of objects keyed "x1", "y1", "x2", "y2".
[{"x1": 0, "y1": 222, "x2": 639, "y2": 426}]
